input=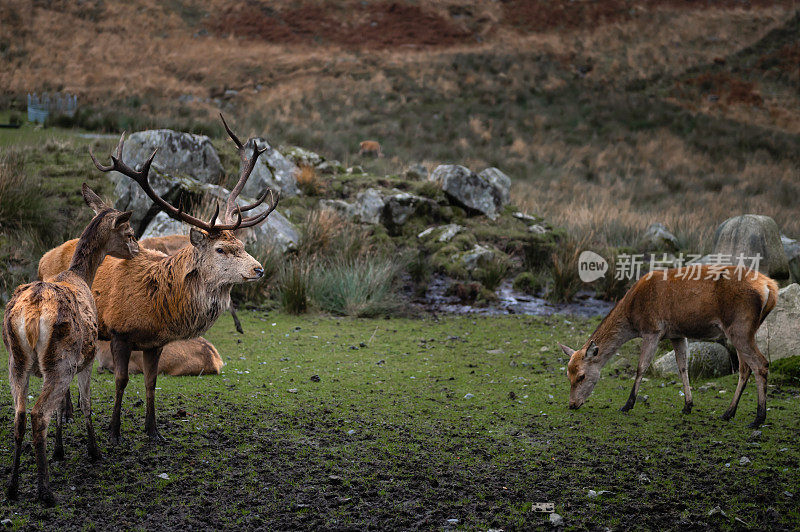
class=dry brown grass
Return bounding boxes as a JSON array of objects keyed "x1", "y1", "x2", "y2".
[{"x1": 295, "y1": 165, "x2": 327, "y2": 196}]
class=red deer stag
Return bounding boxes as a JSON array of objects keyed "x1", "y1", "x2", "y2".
[
  {"x1": 38, "y1": 115, "x2": 279, "y2": 444},
  {"x1": 3, "y1": 185, "x2": 137, "y2": 505},
  {"x1": 558, "y1": 265, "x2": 777, "y2": 428}
]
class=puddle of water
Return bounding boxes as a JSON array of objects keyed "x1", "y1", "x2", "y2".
[{"x1": 417, "y1": 276, "x2": 613, "y2": 317}]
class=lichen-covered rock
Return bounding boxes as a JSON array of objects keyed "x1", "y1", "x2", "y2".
[
  {"x1": 712, "y1": 214, "x2": 789, "y2": 280},
  {"x1": 652, "y1": 342, "x2": 733, "y2": 378},
  {"x1": 640, "y1": 223, "x2": 679, "y2": 252},
  {"x1": 381, "y1": 192, "x2": 438, "y2": 232},
  {"x1": 140, "y1": 211, "x2": 187, "y2": 240},
  {"x1": 477, "y1": 167, "x2": 511, "y2": 208},
  {"x1": 316, "y1": 160, "x2": 344, "y2": 175},
  {"x1": 242, "y1": 138, "x2": 300, "y2": 198},
  {"x1": 352, "y1": 188, "x2": 385, "y2": 224},
  {"x1": 756, "y1": 284, "x2": 800, "y2": 362},
  {"x1": 418, "y1": 224, "x2": 463, "y2": 243},
  {"x1": 281, "y1": 145, "x2": 324, "y2": 167},
  {"x1": 782, "y1": 235, "x2": 800, "y2": 283},
  {"x1": 405, "y1": 164, "x2": 428, "y2": 181},
  {"x1": 429, "y1": 165, "x2": 509, "y2": 220},
  {"x1": 458, "y1": 244, "x2": 495, "y2": 271}
]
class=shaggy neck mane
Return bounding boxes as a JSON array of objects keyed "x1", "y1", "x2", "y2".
[
  {"x1": 69, "y1": 210, "x2": 112, "y2": 287},
  {"x1": 135, "y1": 244, "x2": 230, "y2": 338}
]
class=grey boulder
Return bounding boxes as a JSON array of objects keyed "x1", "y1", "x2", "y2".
[
  {"x1": 242, "y1": 138, "x2": 300, "y2": 198},
  {"x1": 640, "y1": 223, "x2": 679, "y2": 252},
  {"x1": 652, "y1": 342, "x2": 733, "y2": 378},
  {"x1": 429, "y1": 165, "x2": 510, "y2": 220},
  {"x1": 756, "y1": 284, "x2": 800, "y2": 362},
  {"x1": 712, "y1": 214, "x2": 789, "y2": 280}
]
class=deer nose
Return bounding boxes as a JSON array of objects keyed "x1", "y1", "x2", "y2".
[
  {"x1": 254, "y1": 267, "x2": 264, "y2": 278},
  {"x1": 568, "y1": 402, "x2": 579, "y2": 410}
]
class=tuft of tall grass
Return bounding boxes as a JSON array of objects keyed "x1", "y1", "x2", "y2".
[
  {"x1": 474, "y1": 256, "x2": 509, "y2": 292},
  {"x1": 0, "y1": 152, "x2": 53, "y2": 235},
  {"x1": 295, "y1": 165, "x2": 326, "y2": 196},
  {"x1": 297, "y1": 207, "x2": 346, "y2": 259},
  {"x1": 230, "y1": 241, "x2": 285, "y2": 306},
  {"x1": 310, "y1": 255, "x2": 402, "y2": 317},
  {"x1": 547, "y1": 232, "x2": 596, "y2": 303},
  {"x1": 279, "y1": 259, "x2": 310, "y2": 315}
]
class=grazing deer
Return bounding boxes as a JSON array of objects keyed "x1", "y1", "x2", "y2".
[
  {"x1": 358, "y1": 140, "x2": 383, "y2": 158},
  {"x1": 94, "y1": 337, "x2": 223, "y2": 376},
  {"x1": 3, "y1": 185, "x2": 137, "y2": 505},
  {"x1": 558, "y1": 265, "x2": 778, "y2": 428},
  {"x1": 38, "y1": 115, "x2": 279, "y2": 444}
]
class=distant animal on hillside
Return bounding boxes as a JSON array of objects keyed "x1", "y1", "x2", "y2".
[
  {"x1": 358, "y1": 140, "x2": 383, "y2": 158},
  {"x1": 94, "y1": 337, "x2": 223, "y2": 376},
  {"x1": 3, "y1": 185, "x2": 137, "y2": 506},
  {"x1": 558, "y1": 265, "x2": 778, "y2": 428}
]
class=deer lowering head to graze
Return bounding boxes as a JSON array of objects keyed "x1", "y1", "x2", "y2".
[
  {"x1": 3, "y1": 185, "x2": 137, "y2": 506},
  {"x1": 558, "y1": 265, "x2": 778, "y2": 428},
  {"x1": 38, "y1": 114, "x2": 279, "y2": 444},
  {"x1": 358, "y1": 140, "x2": 383, "y2": 158}
]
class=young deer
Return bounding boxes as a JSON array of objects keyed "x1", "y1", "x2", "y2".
[
  {"x1": 558, "y1": 265, "x2": 778, "y2": 428},
  {"x1": 3, "y1": 185, "x2": 137, "y2": 506},
  {"x1": 38, "y1": 115, "x2": 279, "y2": 444}
]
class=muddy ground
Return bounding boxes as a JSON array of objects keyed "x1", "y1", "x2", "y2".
[{"x1": 1, "y1": 312, "x2": 798, "y2": 530}]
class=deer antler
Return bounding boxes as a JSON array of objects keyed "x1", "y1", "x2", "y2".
[
  {"x1": 90, "y1": 118, "x2": 280, "y2": 232},
  {"x1": 219, "y1": 113, "x2": 280, "y2": 227}
]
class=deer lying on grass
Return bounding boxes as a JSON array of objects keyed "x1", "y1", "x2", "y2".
[
  {"x1": 558, "y1": 265, "x2": 778, "y2": 428},
  {"x1": 94, "y1": 337, "x2": 223, "y2": 376},
  {"x1": 38, "y1": 115, "x2": 279, "y2": 444},
  {"x1": 3, "y1": 185, "x2": 137, "y2": 505}
]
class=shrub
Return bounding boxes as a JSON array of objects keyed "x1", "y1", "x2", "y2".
[
  {"x1": 473, "y1": 256, "x2": 509, "y2": 291},
  {"x1": 295, "y1": 164, "x2": 326, "y2": 196},
  {"x1": 310, "y1": 255, "x2": 402, "y2": 317},
  {"x1": 513, "y1": 271, "x2": 545, "y2": 295},
  {"x1": 278, "y1": 259, "x2": 310, "y2": 314}
]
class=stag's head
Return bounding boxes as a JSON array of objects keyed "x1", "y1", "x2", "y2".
[
  {"x1": 90, "y1": 114, "x2": 279, "y2": 285},
  {"x1": 81, "y1": 183, "x2": 139, "y2": 260},
  {"x1": 559, "y1": 341, "x2": 602, "y2": 409}
]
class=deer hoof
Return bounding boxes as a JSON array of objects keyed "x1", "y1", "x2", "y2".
[
  {"x1": 720, "y1": 410, "x2": 735, "y2": 421},
  {"x1": 619, "y1": 402, "x2": 634, "y2": 413},
  {"x1": 38, "y1": 489, "x2": 56, "y2": 507},
  {"x1": 6, "y1": 483, "x2": 18, "y2": 501},
  {"x1": 682, "y1": 403, "x2": 693, "y2": 415},
  {"x1": 747, "y1": 418, "x2": 765, "y2": 429}
]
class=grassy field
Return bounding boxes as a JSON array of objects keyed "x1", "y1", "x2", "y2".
[{"x1": 1, "y1": 311, "x2": 798, "y2": 530}]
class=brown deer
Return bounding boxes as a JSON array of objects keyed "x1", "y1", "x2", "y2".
[
  {"x1": 38, "y1": 115, "x2": 279, "y2": 444},
  {"x1": 358, "y1": 140, "x2": 383, "y2": 158},
  {"x1": 3, "y1": 185, "x2": 137, "y2": 505},
  {"x1": 94, "y1": 337, "x2": 223, "y2": 376},
  {"x1": 558, "y1": 265, "x2": 778, "y2": 428}
]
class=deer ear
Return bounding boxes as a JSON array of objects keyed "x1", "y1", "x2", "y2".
[
  {"x1": 585, "y1": 341, "x2": 599, "y2": 359},
  {"x1": 189, "y1": 227, "x2": 207, "y2": 247},
  {"x1": 82, "y1": 183, "x2": 107, "y2": 214},
  {"x1": 113, "y1": 211, "x2": 132, "y2": 228},
  {"x1": 558, "y1": 343, "x2": 575, "y2": 357}
]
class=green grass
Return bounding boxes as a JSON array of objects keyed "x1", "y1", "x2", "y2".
[{"x1": 0, "y1": 311, "x2": 798, "y2": 529}]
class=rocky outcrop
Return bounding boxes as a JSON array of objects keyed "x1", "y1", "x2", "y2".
[
  {"x1": 418, "y1": 224, "x2": 463, "y2": 243},
  {"x1": 712, "y1": 214, "x2": 789, "y2": 280},
  {"x1": 242, "y1": 138, "x2": 300, "y2": 198},
  {"x1": 756, "y1": 283, "x2": 800, "y2": 362},
  {"x1": 640, "y1": 223, "x2": 679, "y2": 252},
  {"x1": 652, "y1": 342, "x2": 733, "y2": 378},
  {"x1": 429, "y1": 165, "x2": 510, "y2": 220},
  {"x1": 381, "y1": 192, "x2": 439, "y2": 233},
  {"x1": 281, "y1": 145, "x2": 323, "y2": 167},
  {"x1": 782, "y1": 235, "x2": 800, "y2": 283}
]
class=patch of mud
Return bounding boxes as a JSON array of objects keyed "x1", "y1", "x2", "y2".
[{"x1": 419, "y1": 276, "x2": 614, "y2": 317}]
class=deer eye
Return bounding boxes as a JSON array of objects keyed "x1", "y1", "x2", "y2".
[
  {"x1": 576, "y1": 375, "x2": 586, "y2": 383},
  {"x1": 216, "y1": 248, "x2": 224, "y2": 254}
]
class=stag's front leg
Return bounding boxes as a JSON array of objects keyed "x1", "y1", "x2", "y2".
[
  {"x1": 621, "y1": 333, "x2": 660, "y2": 412},
  {"x1": 671, "y1": 337, "x2": 694, "y2": 414},
  {"x1": 109, "y1": 334, "x2": 132, "y2": 445},
  {"x1": 142, "y1": 347, "x2": 164, "y2": 442}
]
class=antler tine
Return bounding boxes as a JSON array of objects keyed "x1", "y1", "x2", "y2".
[
  {"x1": 220, "y1": 115, "x2": 269, "y2": 224},
  {"x1": 237, "y1": 187, "x2": 271, "y2": 213},
  {"x1": 89, "y1": 132, "x2": 126, "y2": 172},
  {"x1": 237, "y1": 189, "x2": 280, "y2": 229},
  {"x1": 219, "y1": 113, "x2": 243, "y2": 149}
]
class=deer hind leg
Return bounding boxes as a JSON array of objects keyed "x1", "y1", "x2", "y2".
[
  {"x1": 76, "y1": 364, "x2": 101, "y2": 461},
  {"x1": 52, "y1": 394, "x2": 69, "y2": 461},
  {"x1": 142, "y1": 347, "x2": 164, "y2": 442},
  {"x1": 725, "y1": 326, "x2": 769, "y2": 427},
  {"x1": 621, "y1": 333, "x2": 660, "y2": 412},
  {"x1": 672, "y1": 338, "x2": 694, "y2": 414},
  {"x1": 30, "y1": 371, "x2": 73, "y2": 507},
  {"x1": 62, "y1": 389, "x2": 75, "y2": 423},
  {"x1": 7, "y1": 367, "x2": 29, "y2": 501},
  {"x1": 109, "y1": 334, "x2": 132, "y2": 446},
  {"x1": 721, "y1": 361, "x2": 750, "y2": 421}
]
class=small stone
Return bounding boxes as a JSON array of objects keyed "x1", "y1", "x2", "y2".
[
  {"x1": 540, "y1": 346, "x2": 550, "y2": 352},
  {"x1": 328, "y1": 475, "x2": 343, "y2": 484},
  {"x1": 749, "y1": 430, "x2": 762, "y2": 440},
  {"x1": 347, "y1": 429, "x2": 356, "y2": 436},
  {"x1": 529, "y1": 224, "x2": 548, "y2": 234},
  {"x1": 288, "y1": 388, "x2": 299, "y2": 393},
  {"x1": 783, "y1": 491, "x2": 793, "y2": 498},
  {"x1": 1, "y1": 519, "x2": 12, "y2": 528},
  {"x1": 446, "y1": 518, "x2": 459, "y2": 525},
  {"x1": 638, "y1": 473, "x2": 651, "y2": 483},
  {"x1": 464, "y1": 393, "x2": 475, "y2": 399},
  {"x1": 158, "y1": 473, "x2": 169, "y2": 480},
  {"x1": 739, "y1": 456, "x2": 751, "y2": 466},
  {"x1": 310, "y1": 375, "x2": 321, "y2": 382},
  {"x1": 508, "y1": 391, "x2": 517, "y2": 400},
  {"x1": 549, "y1": 513, "x2": 563, "y2": 526},
  {"x1": 707, "y1": 506, "x2": 727, "y2": 518},
  {"x1": 487, "y1": 349, "x2": 504, "y2": 355},
  {"x1": 587, "y1": 490, "x2": 597, "y2": 498}
]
